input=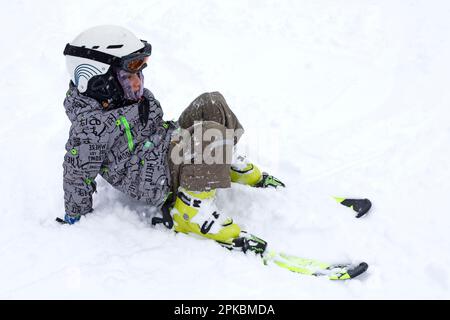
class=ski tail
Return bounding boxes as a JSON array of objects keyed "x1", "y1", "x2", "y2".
[{"x1": 334, "y1": 197, "x2": 372, "y2": 218}]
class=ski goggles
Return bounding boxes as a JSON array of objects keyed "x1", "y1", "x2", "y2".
[
  {"x1": 64, "y1": 40, "x2": 152, "y2": 73},
  {"x1": 121, "y1": 55, "x2": 149, "y2": 73}
]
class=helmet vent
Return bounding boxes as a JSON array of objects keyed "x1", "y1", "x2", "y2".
[
  {"x1": 92, "y1": 46, "x2": 100, "y2": 49},
  {"x1": 106, "y1": 44, "x2": 124, "y2": 49}
]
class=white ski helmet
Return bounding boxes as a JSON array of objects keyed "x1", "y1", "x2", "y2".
[{"x1": 64, "y1": 25, "x2": 151, "y2": 106}]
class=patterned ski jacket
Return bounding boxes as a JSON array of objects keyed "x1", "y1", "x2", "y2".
[{"x1": 63, "y1": 83, "x2": 176, "y2": 216}]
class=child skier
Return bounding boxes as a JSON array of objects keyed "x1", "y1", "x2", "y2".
[
  {"x1": 61, "y1": 25, "x2": 368, "y2": 279},
  {"x1": 62, "y1": 25, "x2": 284, "y2": 250}
]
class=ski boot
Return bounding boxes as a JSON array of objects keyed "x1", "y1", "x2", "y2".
[
  {"x1": 170, "y1": 187, "x2": 241, "y2": 244},
  {"x1": 230, "y1": 155, "x2": 285, "y2": 188},
  {"x1": 170, "y1": 187, "x2": 268, "y2": 254}
]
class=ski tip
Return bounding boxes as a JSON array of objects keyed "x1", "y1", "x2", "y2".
[{"x1": 347, "y1": 262, "x2": 369, "y2": 279}]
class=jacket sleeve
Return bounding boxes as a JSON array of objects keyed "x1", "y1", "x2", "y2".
[{"x1": 63, "y1": 114, "x2": 110, "y2": 216}]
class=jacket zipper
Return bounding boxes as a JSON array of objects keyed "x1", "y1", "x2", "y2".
[{"x1": 117, "y1": 116, "x2": 134, "y2": 152}]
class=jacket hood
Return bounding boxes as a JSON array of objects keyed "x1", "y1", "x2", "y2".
[
  {"x1": 63, "y1": 82, "x2": 103, "y2": 123},
  {"x1": 63, "y1": 82, "x2": 155, "y2": 123}
]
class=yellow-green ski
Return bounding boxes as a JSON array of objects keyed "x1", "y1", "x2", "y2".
[
  {"x1": 222, "y1": 231, "x2": 368, "y2": 280},
  {"x1": 262, "y1": 250, "x2": 368, "y2": 280}
]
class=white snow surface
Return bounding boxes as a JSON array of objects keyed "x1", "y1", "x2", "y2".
[{"x1": 1, "y1": 0, "x2": 450, "y2": 299}]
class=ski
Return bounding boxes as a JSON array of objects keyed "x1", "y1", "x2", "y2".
[
  {"x1": 221, "y1": 231, "x2": 368, "y2": 280},
  {"x1": 262, "y1": 250, "x2": 368, "y2": 280}
]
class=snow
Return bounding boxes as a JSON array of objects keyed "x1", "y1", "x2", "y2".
[{"x1": 1, "y1": 0, "x2": 450, "y2": 299}]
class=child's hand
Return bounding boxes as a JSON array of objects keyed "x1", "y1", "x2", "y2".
[{"x1": 64, "y1": 213, "x2": 81, "y2": 224}]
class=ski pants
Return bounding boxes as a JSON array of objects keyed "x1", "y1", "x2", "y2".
[{"x1": 168, "y1": 92, "x2": 244, "y2": 193}]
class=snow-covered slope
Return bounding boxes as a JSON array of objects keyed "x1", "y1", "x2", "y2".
[{"x1": 1, "y1": 0, "x2": 449, "y2": 299}]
